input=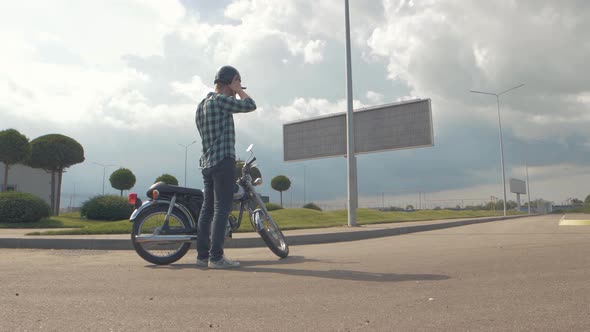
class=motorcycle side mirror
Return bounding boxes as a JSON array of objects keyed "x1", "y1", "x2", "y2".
[{"x1": 246, "y1": 144, "x2": 254, "y2": 153}]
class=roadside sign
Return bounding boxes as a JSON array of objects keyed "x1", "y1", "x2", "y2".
[{"x1": 284, "y1": 99, "x2": 433, "y2": 162}]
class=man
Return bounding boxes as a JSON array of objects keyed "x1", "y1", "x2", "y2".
[{"x1": 195, "y1": 65, "x2": 257, "y2": 269}]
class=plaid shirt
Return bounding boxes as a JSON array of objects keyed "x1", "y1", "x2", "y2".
[{"x1": 196, "y1": 92, "x2": 257, "y2": 168}]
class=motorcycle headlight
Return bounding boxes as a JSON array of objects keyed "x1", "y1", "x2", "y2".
[{"x1": 253, "y1": 178, "x2": 263, "y2": 186}]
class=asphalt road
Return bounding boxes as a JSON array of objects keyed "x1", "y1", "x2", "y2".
[{"x1": 1, "y1": 214, "x2": 590, "y2": 331}]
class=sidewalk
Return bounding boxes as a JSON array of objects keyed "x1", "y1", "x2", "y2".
[{"x1": 0, "y1": 215, "x2": 530, "y2": 250}]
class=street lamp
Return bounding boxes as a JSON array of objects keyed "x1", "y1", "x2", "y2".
[
  {"x1": 303, "y1": 165, "x2": 306, "y2": 205},
  {"x1": 178, "y1": 140, "x2": 197, "y2": 187},
  {"x1": 525, "y1": 161, "x2": 531, "y2": 214},
  {"x1": 92, "y1": 162, "x2": 116, "y2": 195},
  {"x1": 344, "y1": 0, "x2": 357, "y2": 227},
  {"x1": 470, "y1": 83, "x2": 525, "y2": 216}
]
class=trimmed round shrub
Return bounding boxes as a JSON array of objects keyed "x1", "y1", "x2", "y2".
[
  {"x1": 0, "y1": 192, "x2": 51, "y2": 223},
  {"x1": 155, "y1": 174, "x2": 178, "y2": 186},
  {"x1": 81, "y1": 195, "x2": 133, "y2": 221},
  {"x1": 265, "y1": 203, "x2": 283, "y2": 211},
  {"x1": 303, "y1": 202, "x2": 322, "y2": 211}
]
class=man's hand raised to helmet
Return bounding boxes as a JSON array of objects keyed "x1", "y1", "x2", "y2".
[{"x1": 229, "y1": 75, "x2": 251, "y2": 100}]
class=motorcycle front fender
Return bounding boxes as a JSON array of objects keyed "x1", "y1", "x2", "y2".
[{"x1": 250, "y1": 209, "x2": 264, "y2": 232}]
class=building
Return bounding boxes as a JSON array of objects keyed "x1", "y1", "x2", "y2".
[{"x1": 0, "y1": 163, "x2": 54, "y2": 206}]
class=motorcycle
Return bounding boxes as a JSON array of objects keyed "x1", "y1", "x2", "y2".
[{"x1": 128, "y1": 144, "x2": 289, "y2": 265}]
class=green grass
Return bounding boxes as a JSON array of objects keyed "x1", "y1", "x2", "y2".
[
  {"x1": 0, "y1": 213, "x2": 88, "y2": 229},
  {"x1": 242, "y1": 208, "x2": 522, "y2": 232},
  {"x1": 0, "y1": 213, "x2": 131, "y2": 235},
  {"x1": 0, "y1": 208, "x2": 524, "y2": 236},
  {"x1": 552, "y1": 206, "x2": 590, "y2": 214}
]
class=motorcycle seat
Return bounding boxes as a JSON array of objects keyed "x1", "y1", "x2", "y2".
[{"x1": 147, "y1": 182, "x2": 203, "y2": 198}]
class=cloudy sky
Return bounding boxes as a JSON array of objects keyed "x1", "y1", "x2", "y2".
[{"x1": 1, "y1": 0, "x2": 589, "y2": 209}]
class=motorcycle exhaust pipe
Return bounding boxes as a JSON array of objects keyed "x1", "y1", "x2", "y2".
[{"x1": 134, "y1": 235, "x2": 196, "y2": 244}]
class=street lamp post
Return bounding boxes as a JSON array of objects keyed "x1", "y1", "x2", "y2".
[
  {"x1": 178, "y1": 140, "x2": 197, "y2": 187},
  {"x1": 303, "y1": 165, "x2": 306, "y2": 205},
  {"x1": 344, "y1": 0, "x2": 357, "y2": 227},
  {"x1": 526, "y1": 161, "x2": 531, "y2": 214},
  {"x1": 92, "y1": 162, "x2": 115, "y2": 195},
  {"x1": 470, "y1": 84, "x2": 524, "y2": 216}
]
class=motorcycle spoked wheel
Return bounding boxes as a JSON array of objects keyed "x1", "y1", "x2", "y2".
[
  {"x1": 131, "y1": 205, "x2": 192, "y2": 265},
  {"x1": 254, "y1": 209, "x2": 289, "y2": 258}
]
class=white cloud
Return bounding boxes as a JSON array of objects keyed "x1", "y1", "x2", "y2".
[
  {"x1": 303, "y1": 40, "x2": 326, "y2": 64},
  {"x1": 222, "y1": 0, "x2": 382, "y2": 63},
  {"x1": 286, "y1": 39, "x2": 326, "y2": 64},
  {"x1": 0, "y1": 1, "x2": 185, "y2": 64},
  {"x1": 0, "y1": 64, "x2": 150, "y2": 125},
  {"x1": 366, "y1": 0, "x2": 590, "y2": 145},
  {"x1": 3, "y1": 0, "x2": 590, "y2": 206},
  {"x1": 277, "y1": 97, "x2": 367, "y2": 123},
  {"x1": 576, "y1": 92, "x2": 590, "y2": 104},
  {"x1": 366, "y1": 91, "x2": 384, "y2": 104},
  {"x1": 0, "y1": 0, "x2": 184, "y2": 129},
  {"x1": 171, "y1": 75, "x2": 211, "y2": 101}
]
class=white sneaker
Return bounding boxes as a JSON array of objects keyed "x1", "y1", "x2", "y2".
[
  {"x1": 208, "y1": 256, "x2": 240, "y2": 269},
  {"x1": 196, "y1": 258, "x2": 208, "y2": 267}
]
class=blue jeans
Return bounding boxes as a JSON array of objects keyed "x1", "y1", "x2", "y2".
[{"x1": 197, "y1": 158, "x2": 235, "y2": 262}]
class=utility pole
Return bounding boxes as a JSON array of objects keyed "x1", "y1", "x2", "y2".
[
  {"x1": 303, "y1": 165, "x2": 306, "y2": 205},
  {"x1": 344, "y1": 0, "x2": 357, "y2": 226},
  {"x1": 178, "y1": 140, "x2": 197, "y2": 187},
  {"x1": 93, "y1": 162, "x2": 115, "y2": 195},
  {"x1": 526, "y1": 161, "x2": 531, "y2": 214}
]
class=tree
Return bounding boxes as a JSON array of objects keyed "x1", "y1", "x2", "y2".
[
  {"x1": 585, "y1": 195, "x2": 590, "y2": 204},
  {"x1": 0, "y1": 129, "x2": 31, "y2": 192},
  {"x1": 387, "y1": 206, "x2": 404, "y2": 212},
  {"x1": 235, "y1": 160, "x2": 262, "y2": 180},
  {"x1": 271, "y1": 175, "x2": 291, "y2": 207},
  {"x1": 571, "y1": 198, "x2": 583, "y2": 206},
  {"x1": 303, "y1": 202, "x2": 322, "y2": 211},
  {"x1": 109, "y1": 168, "x2": 136, "y2": 197},
  {"x1": 406, "y1": 204, "x2": 414, "y2": 211},
  {"x1": 507, "y1": 200, "x2": 518, "y2": 210},
  {"x1": 155, "y1": 173, "x2": 178, "y2": 185},
  {"x1": 485, "y1": 201, "x2": 496, "y2": 210},
  {"x1": 28, "y1": 134, "x2": 85, "y2": 215},
  {"x1": 490, "y1": 199, "x2": 516, "y2": 211}
]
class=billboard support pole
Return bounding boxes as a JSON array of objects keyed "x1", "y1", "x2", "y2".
[
  {"x1": 344, "y1": 0, "x2": 357, "y2": 227},
  {"x1": 526, "y1": 161, "x2": 531, "y2": 214}
]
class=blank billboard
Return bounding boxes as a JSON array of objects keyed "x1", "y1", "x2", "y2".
[
  {"x1": 283, "y1": 99, "x2": 433, "y2": 162},
  {"x1": 510, "y1": 178, "x2": 526, "y2": 194}
]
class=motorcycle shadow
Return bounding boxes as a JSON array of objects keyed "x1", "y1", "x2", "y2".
[{"x1": 146, "y1": 256, "x2": 450, "y2": 283}]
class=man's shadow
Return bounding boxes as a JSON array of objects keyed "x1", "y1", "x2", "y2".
[{"x1": 147, "y1": 256, "x2": 450, "y2": 283}]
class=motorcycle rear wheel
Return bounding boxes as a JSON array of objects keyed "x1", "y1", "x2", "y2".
[
  {"x1": 255, "y1": 209, "x2": 289, "y2": 258},
  {"x1": 131, "y1": 205, "x2": 192, "y2": 265}
]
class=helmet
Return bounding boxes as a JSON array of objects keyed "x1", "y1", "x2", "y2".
[{"x1": 214, "y1": 65, "x2": 246, "y2": 89}]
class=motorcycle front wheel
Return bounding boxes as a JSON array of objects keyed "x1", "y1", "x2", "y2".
[
  {"x1": 254, "y1": 209, "x2": 289, "y2": 258},
  {"x1": 131, "y1": 204, "x2": 192, "y2": 265}
]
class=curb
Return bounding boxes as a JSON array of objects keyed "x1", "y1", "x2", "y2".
[
  {"x1": 0, "y1": 215, "x2": 529, "y2": 250},
  {"x1": 281, "y1": 215, "x2": 528, "y2": 246}
]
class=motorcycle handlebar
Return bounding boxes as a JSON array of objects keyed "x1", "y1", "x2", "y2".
[{"x1": 241, "y1": 157, "x2": 256, "y2": 176}]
